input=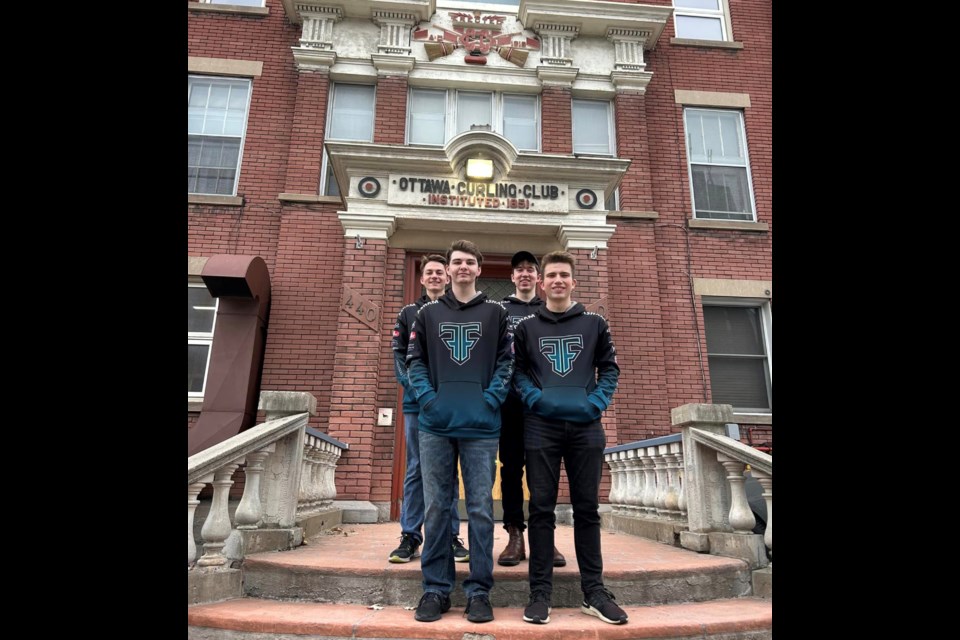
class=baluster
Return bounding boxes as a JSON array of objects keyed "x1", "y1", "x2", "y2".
[
  {"x1": 717, "y1": 453, "x2": 755, "y2": 533},
  {"x1": 234, "y1": 447, "x2": 275, "y2": 530},
  {"x1": 188, "y1": 476, "x2": 212, "y2": 565},
  {"x1": 751, "y1": 469, "x2": 772, "y2": 558},
  {"x1": 652, "y1": 446, "x2": 668, "y2": 517},
  {"x1": 624, "y1": 449, "x2": 641, "y2": 516},
  {"x1": 660, "y1": 443, "x2": 680, "y2": 519},
  {"x1": 675, "y1": 444, "x2": 687, "y2": 519},
  {"x1": 197, "y1": 462, "x2": 241, "y2": 567},
  {"x1": 604, "y1": 453, "x2": 620, "y2": 513},
  {"x1": 319, "y1": 441, "x2": 337, "y2": 507},
  {"x1": 640, "y1": 449, "x2": 657, "y2": 516},
  {"x1": 616, "y1": 451, "x2": 631, "y2": 515}
]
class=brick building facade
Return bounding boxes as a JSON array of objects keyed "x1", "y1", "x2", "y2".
[{"x1": 187, "y1": 0, "x2": 772, "y2": 519}]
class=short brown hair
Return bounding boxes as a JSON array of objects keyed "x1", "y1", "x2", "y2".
[
  {"x1": 540, "y1": 250, "x2": 576, "y2": 277},
  {"x1": 446, "y1": 239, "x2": 483, "y2": 266},
  {"x1": 419, "y1": 254, "x2": 447, "y2": 274}
]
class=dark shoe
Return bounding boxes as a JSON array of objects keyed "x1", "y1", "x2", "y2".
[
  {"x1": 465, "y1": 594, "x2": 494, "y2": 623},
  {"x1": 452, "y1": 536, "x2": 469, "y2": 562},
  {"x1": 582, "y1": 588, "x2": 628, "y2": 625},
  {"x1": 523, "y1": 590, "x2": 552, "y2": 624},
  {"x1": 388, "y1": 533, "x2": 421, "y2": 564},
  {"x1": 552, "y1": 546, "x2": 567, "y2": 567},
  {"x1": 497, "y1": 524, "x2": 525, "y2": 566},
  {"x1": 414, "y1": 591, "x2": 451, "y2": 622}
]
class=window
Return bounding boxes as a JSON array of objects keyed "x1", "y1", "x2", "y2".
[
  {"x1": 188, "y1": 282, "x2": 219, "y2": 398},
  {"x1": 188, "y1": 76, "x2": 252, "y2": 196},
  {"x1": 683, "y1": 108, "x2": 756, "y2": 220},
  {"x1": 322, "y1": 84, "x2": 376, "y2": 196},
  {"x1": 703, "y1": 304, "x2": 771, "y2": 413},
  {"x1": 572, "y1": 99, "x2": 615, "y2": 156},
  {"x1": 674, "y1": 0, "x2": 729, "y2": 41},
  {"x1": 407, "y1": 89, "x2": 539, "y2": 151}
]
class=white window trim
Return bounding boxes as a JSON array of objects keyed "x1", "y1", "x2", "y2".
[
  {"x1": 188, "y1": 280, "x2": 220, "y2": 401},
  {"x1": 572, "y1": 98, "x2": 616, "y2": 157},
  {"x1": 405, "y1": 89, "x2": 541, "y2": 152},
  {"x1": 701, "y1": 295, "x2": 772, "y2": 417},
  {"x1": 682, "y1": 107, "x2": 757, "y2": 222},
  {"x1": 320, "y1": 82, "x2": 377, "y2": 196},
  {"x1": 188, "y1": 75, "x2": 253, "y2": 197},
  {"x1": 673, "y1": 0, "x2": 734, "y2": 42},
  {"x1": 199, "y1": 0, "x2": 265, "y2": 6}
]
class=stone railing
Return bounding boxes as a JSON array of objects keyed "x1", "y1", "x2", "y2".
[
  {"x1": 187, "y1": 391, "x2": 348, "y2": 570},
  {"x1": 603, "y1": 403, "x2": 771, "y2": 568}
]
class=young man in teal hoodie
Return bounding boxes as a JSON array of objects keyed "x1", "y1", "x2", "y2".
[
  {"x1": 407, "y1": 240, "x2": 513, "y2": 624},
  {"x1": 511, "y1": 250, "x2": 626, "y2": 626}
]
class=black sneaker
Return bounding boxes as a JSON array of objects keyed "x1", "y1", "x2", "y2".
[
  {"x1": 464, "y1": 594, "x2": 494, "y2": 623},
  {"x1": 414, "y1": 591, "x2": 451, "y2": 622},
  {"x1": 523, "y1": 590, "x2": 552, "y2": 624},
  {"x1": 452, "y1": 537, "x2": 469, "y2": 562},
  {"x1": 388, "y1": 533, "x2": 421, "y2": 563},
  {"x1": 582, "y1": 588, "x2": 628, "y2": 625}
]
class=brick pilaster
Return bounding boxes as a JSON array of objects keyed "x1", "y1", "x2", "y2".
[
  {"x1": 283, "y1": 72, "x2": 331, "y2": 194},
  {"x1": 374, "y1": 76, "x2": 408, "y2": 145},
  {"x1": 541, "y1": 86, "x2": 573, "y2": 154},
  {"x1": 615, "y1": 91, "x2": 655, "y2": 211}
]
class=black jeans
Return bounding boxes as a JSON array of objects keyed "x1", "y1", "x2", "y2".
[
  {"x1": 499, "y1": 395, "x2": 526, "y2": 531},
  {"x1": 524, "y1": 413, "x2": 607, "y2": 596}
]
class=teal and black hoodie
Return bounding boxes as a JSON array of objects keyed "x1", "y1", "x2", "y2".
[
  {"x1": 501, "y1": 294, "x2": 542, "y2": 403},
  {"x1": 392, "y1": 294, "x2": 433, "y2": 415},
  {"x1": 406, "y1": 289, "x2": 513, "y2": 438},
  {"x1": 512, "y1": 302, "x2": 620, "y2": 424}
]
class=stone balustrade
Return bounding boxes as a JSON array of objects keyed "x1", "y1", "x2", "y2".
[
  {"x1": 603, "y1": 404, "x2": 772, "y2": 568},
  {"x1": 188, "y1": 391, "x2": 348, "y2": 571}
]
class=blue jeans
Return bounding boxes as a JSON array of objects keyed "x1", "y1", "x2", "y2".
[
  {"x1": 525, "y1": 414, "x2": 607, "y2": 596},
  {"x1": 400, "y1": 413, "x2": 461, "y2": 544},
  {"x1": 419, "y1": 430, "x2": 498, "y2": 598}
]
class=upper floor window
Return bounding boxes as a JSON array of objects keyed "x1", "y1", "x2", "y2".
[
  {"x1": 188, "y1": 76, "x2": 252, "y2": 196},
  {"x1": 683, "y1": 108, "x2": 756, "y2": 220},
  {"x1": 572, "y1": 99, "x2": 615, "y2": 156},
  {"x1": 188, "y1": 282, "x2": 219, "y2": 399},
  {"x1": 407, "y1": 89, "x2": 539, "y2": 152},
  {"x1": 322, "y1": 84, "x2": 376, "y2": 196},
  {"x1": 673, "y1": 0, "x2": 730, "y2": 41},
  {"x1": 703, "y1": 303, "x2": 771, "y2": 414}
]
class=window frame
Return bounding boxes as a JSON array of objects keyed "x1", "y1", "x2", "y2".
[
  {"x1": 188, "y1": 280, "x2": 220, "y2": 401},
  {"x1": 320, "y1": 83, "x2": 377, "y2": 196},
  {"x1": 572, "y1": 98, "x2": 616, "y2": 157},
  {"x1": 682, "y1": 107, "x2": 757, "y2": 221},
  {"x1": 405, "y1": 88, "x2": 541, "y2": 152},
  {"x1": 673, "y1": 0, "x2": 733, "y2": 42},
  {"x1": 701, "y1": 297, "x2": 772, "y2": 415},
  {"x1": 188, "y1": 75, "x2": 253, "y2": 197}
]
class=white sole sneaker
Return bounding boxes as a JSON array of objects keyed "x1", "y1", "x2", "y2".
[{"x1": 581, "y1": 603, "x2": 627, "y2": 625}]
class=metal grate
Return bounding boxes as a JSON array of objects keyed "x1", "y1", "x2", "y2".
[{"x1": 477, "y1": 277, "x2": 514, "y2": 301}]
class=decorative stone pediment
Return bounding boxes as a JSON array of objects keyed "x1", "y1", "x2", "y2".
[
  {"x1": 519, "y1": 0, "x2": 673, "y2": 48},
  {"x1": 282, "y1": 0, "x2": 436, "y2": 24}
]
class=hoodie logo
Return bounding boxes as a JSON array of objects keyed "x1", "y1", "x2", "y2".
[
  {"x1": 539, "y1": 335, "x2": 583, "y2": 376},
  {"x1": 439, "y1": 322, "x2": 482, "y2": 365}
]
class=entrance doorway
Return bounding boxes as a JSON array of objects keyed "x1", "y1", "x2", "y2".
[{"x1": 390, "y1": 252, "x2": 531, "y2": 521}]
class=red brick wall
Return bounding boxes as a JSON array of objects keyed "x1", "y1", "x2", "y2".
[
  {"x1": 284, "y1": 72, "x2": 331, "y2": 195},
  {"x1": 541, "y1": 86, "x2": 572, "y2": 154},
  {"x1": 374, "y1": 76, "x2": 409, "y2": 145}
]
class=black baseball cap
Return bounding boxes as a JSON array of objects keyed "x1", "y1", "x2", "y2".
[{"x1": 511, "y1": 250, "x2": 540, "y2": 269}]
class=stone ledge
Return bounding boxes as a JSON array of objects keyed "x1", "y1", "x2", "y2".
[
  {"x1": 188, "y1": 3, "x2": 269, "y2": 17},
  {"x1": 334, "y1": 500, "x2": 380, "y2": 523},
  {"x1": 753, "y1": 566, "x2": 772, "y2": 598},
  {"x1": 187, "y1": 567, "x2": 242, "y2": 605},
  {"x1": 670, "y1": 37, "x2": 744, "y2": 50},
  {"x1": 708, "y1": 532, "x2": 769, "y2": 570},
  {"x1": 189, "y1": 194, "x2": 244, "y2": 206},
  {"x1": 607, "y1": 210, "x2": 658, "y2": 220},
  {"x1": 279, "y1": 193, "x2": 343, "y2": 204},
  {"x1": 298, "y1": 507, "x2": 344, "y2": 539},
  {"x1": 601, "y1": 512, "x2": 685, "y2": 547},
  {"x1": 688, "y1": 218, "x2": 769, "y2": 232}
]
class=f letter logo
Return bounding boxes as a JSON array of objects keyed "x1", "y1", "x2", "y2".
[
  {"x1": 539, "y1": 335, "x2": 583, "y2": 376},
  {"x1": 439, "y1": 322, "x2": 482, "y2": 365}
]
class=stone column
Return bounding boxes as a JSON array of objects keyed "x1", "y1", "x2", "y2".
[{"x1": 674, "y1": 404, "x2": 734, "y2": 539}]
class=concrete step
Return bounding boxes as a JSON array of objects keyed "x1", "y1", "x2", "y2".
[
  {"x1": 188, "y1": 597, "x2": 772, "y2": 639},
  {"x1": 241, "y1": 522, "x2": 753, "y2": 608}
]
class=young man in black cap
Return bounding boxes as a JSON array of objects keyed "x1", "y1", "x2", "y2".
[
  {"x1": 497, "y1": 251, "x2": 566, "y2": 569},
  {"x1": 512, "y1": 250, "x2": 626, "y2": 626}
]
